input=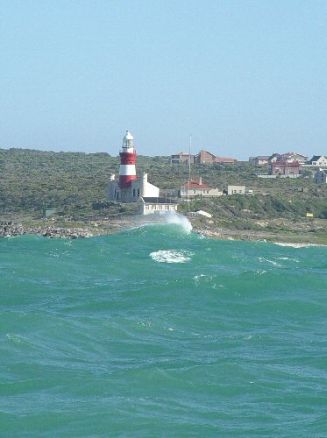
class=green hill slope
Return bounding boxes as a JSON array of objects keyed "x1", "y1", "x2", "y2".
[{"x1": 0, "y1": 148, "x2": 326, "y2": 227}]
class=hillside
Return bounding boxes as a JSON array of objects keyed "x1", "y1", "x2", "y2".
[{"x1": 0, "y1": 148, "x2": 326, "y2": 241}]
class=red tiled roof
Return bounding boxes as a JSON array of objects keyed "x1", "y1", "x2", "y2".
[{"x1": 182, "y1": 180, "x2": 209, "y2": 189}]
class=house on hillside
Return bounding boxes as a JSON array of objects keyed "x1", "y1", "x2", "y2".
[
  {"x1": 249, "y1": 156, "x2": 270, "y2": 166},
  {"x1": 171, "y1": 149, "x2": 236, "y2": 165},
  {"x1": 269, "y1": 153, "x2": 283, "y2": 163},
  {"x1": 227, "y1": 185, "x2": 246, "y2": 195},
  {"x1": 314, "y1": 169, "x2": 327, "y2": 184},
  {"x1": 270, "y1": 160, "x2": 300, "y2": 176},
  {"x1": 194, "y1": 150, "x2": 236, "y2": 164},
  {"x1": 170, "y1": 152, "x2": 195, "y2": 165},
  {"x1": 194, "y1": 150, "x2": 216, "y2": 164},
  {"x1": 269, "y1": 152, "x2": 307, "y2": 164},
  {"x1": 179, "y1": 177, "x2": 223, "y2": 198},
  {"x1": 307, "y1": 155, "x2": 327, "y2": 168},
  {"x1": 284, "y1": 152, "x2": 307, "y2": 164}
]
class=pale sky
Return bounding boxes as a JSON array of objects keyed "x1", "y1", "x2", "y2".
[{"x1": 1, "y1": 0, "x2": 327, "y2": 158}]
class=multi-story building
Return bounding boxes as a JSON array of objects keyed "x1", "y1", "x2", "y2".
[
  {"x1": 170, "y1": 152, "x2": 194, "y2": 165},
  {"x1": 194, "y1": 150, "x2": 216, "y2": 164},
  {"x1": 194, "y1": 150, "x2": 236, "y2": 164},
  {"x1": 269, "y1": 152, "x2": 307, "y2": 165},
  {"x1": 171, "y1": 150, "x2": 236, "y2": 165},
  {"x1": 270, "y1": 160, "x2": 300, "y2": 176}
]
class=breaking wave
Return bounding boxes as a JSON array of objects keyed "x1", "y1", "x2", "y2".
[
  {"x1": 163, "y1": 212, "x2": 193, "y2": 234},
  {"x1": 136, "y1": 212, "x2": 192, "y2": 234}
]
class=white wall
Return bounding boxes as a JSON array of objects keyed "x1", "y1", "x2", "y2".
[
  {"x1": 141, "y1": 203, "x2": 178, "y2": 215},
  {"x1": 180, "y1": 187, "x2": 223, "y2": 197},
  {"x1": 141, "y1": 173, "x2": 160, "y2": 197},
  {"x1": 228, "y1": 185, "x2": 246, "y2": 195}
]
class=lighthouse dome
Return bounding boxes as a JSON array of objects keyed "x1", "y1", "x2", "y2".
[
  {"x1": 124, "y1": 130, "x2": 134, "y2": 140},
  {"x1": 122, "y1": 130, "x2": 134, "y2": 151}
]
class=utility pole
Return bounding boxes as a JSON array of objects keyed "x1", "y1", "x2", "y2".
[
  {"x1": 186, "y1": 135, "x2": 192, "y2": 205},
  {"x1": 188, "y1": 135, "x2": 192, "y2": 183}
]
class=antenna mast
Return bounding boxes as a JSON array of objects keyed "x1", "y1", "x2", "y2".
[
  {"x1": 188, "y1": 135, "x2": 192, "y2": 182},
  {"x1": 187, "y1": 135, "x2": 192, "y2": 205}
]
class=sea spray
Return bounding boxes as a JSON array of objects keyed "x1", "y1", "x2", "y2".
[
  {"x1": 163, "y1": 211, "x2": 193, "y2": 233},
  {"x1": 135, "y1": 211, "x2": 192, "y2": 234}
]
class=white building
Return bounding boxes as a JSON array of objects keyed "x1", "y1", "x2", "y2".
[
  {"x1": 109, "y1": 172, "x2": 159, "y2": 202},
  {"x1": 108, "y1": 131, "x2": 178, "y2": 215},
  {"x1": 307, "y1": 156, "x2": 327, "y2": 168},
  {"x1": 179, "y1": 177, "x2": 223, "y2": 198},
  {"x1": 108, "y1": 131, "x2": 160, "y2": 202},
  {"x1": 139, "y1": 197, "x2": 178, "y2": 215},
  {"x1": 227, "y1": 185, "x2": 246, "y2": 195}
]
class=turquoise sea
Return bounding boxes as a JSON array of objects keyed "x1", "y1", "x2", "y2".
[{"x1": 1, "y1": 220, "x2": 327, "y2": 437}]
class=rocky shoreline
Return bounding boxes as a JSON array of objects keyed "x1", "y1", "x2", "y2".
[
  {"x1": 0, "y1": 223, "x2": 97, "y2": 239},
  {"x1": 1, "y1": 217, "x2": 326, "y2": 245},
  {"x1": 0, "y1": 218, "x2": 135, "y2": 239}
]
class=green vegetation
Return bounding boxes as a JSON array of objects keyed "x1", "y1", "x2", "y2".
[{"x1": 0, "y1": 148, "x2": 326, "y2": 237}]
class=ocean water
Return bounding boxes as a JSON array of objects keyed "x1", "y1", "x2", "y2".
[{"x1": 1, "y1": 219, "x2": 327, "y2": 437}]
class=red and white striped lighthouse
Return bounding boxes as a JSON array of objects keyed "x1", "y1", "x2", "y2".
[{"x1": 119, "y1": 130, "x2": 137, "y2": 188}]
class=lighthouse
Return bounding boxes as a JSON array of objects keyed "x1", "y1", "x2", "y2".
[
  {"x1": 119, "y1": 130, "x2": 137, "y2": 188},
  {"x1": 108, "y1": 130, "x2": 162, "y2": 204}
]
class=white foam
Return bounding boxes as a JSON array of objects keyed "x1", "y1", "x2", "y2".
[
  {"x1": 274, "y1": 242, "x2": 326, "y2": 248},
  {"x1": 193, "y1": 274, "x2": 206, "y2": 280},
  {"x1": 150, "y1": 249, "x2": 193, "y2": 264},
  {"x1": 278, "y1": 256, "x2": 299, "y2": 263},
  {"x1": 258, "y1": 257, "x2": 281, "y2": 266}
]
